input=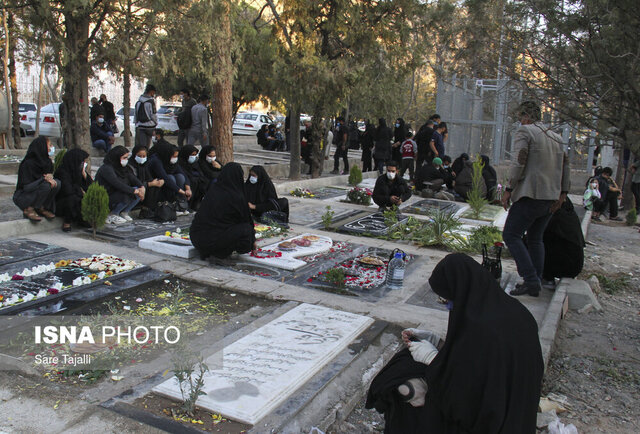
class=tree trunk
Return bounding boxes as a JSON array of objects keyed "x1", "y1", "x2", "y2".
[
  {"x1": 211, "y1": 0, "x2": 234, "y2": 163},
  {"x1": 7, "y1": 12, "x2": 20, "y2": 148},
  {"x1": 288, "y1": 108, "x2": 301, "y2": 179},
  {"x1": 2, "y1": 10, "x2": 14, "y2": 149},
  {"x1": 123, "y1": 69, "x2": 132, "y2": 147},
  {"x1": 310, "y1": 106, "x2": 325, "y2": 178},
  {"x1": 60, "y1": 11, "x2": 91, "y2": 152},
  {"x1": 36, "y1": 41, "x2": 45, "y2": 136}
]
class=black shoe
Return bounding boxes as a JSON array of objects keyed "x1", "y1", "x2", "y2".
[
  {"x1": 330, "y1": 170, "x2": 339, "y2": 174},
  {"x1": 511, "y1": 282, "x2": 541, "y2": 297},
  {"x1": 609, "y1": 216, "x2": 623, "y2": 221}
]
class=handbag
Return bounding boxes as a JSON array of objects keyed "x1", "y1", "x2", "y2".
[{"x1": 154, "y1": 201, "x2": 177, "y2": 222}]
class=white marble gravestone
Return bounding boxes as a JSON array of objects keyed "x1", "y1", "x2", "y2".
[
  {"x1": 153, "y1": 303, "x2": 373, "y2": 425},
  {"x1": 138, "y1": 235, "x2": 197, "y2": 259},
  {"x1": 239, "y1": 233, "x2": 333, "y2": 271}
]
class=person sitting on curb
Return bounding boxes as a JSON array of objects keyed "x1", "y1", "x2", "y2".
[
  {"x1": 372, "y1": 161, "x2": 411, "y2": 210},
  {"x1": 594, "y1": 167, "x2": 622, "y2": 221}
]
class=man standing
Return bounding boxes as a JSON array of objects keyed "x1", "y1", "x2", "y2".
[
  {"x1": 372, "y1": 161, "x2": 412, "y2": 210},
  {"x1": 331, "y1": 117, "x2": 349, "y2": 174},
  {"x1": 595, "y1": 167, "x2": 622, "y2": 221},
  {"x1": 631, "y1": 158, "x2": 640, "y2": 214},
  {"x1": 502, "y1": 101, "x2": 570, "y2": 297},
  {"x1": 429, "y1": 122, "x2": 447, "y2": 159},
  {"x1": 99, "y1": 94, "x2": 116, "y2": 132},
  {"x1": 178, "y1": 89, "x2": 197, "y2": 147},
  {"x1": 134, "y1": 84, "x2": 158, "y2": 147},
  {"x1": 415, "y1": 119, "x2": 434, "y2": 168},
  {"x1": 187, "y1": 95, "x2": 210, "y2": 146}
]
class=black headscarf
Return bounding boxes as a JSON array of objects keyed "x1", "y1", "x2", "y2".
[
  {"x1": 103, "y1": 146, "x2": 130, "y2": 178},
  {"x1": 127, "y1": 145, "x2": 152, "y2": 182},
  {"x1": 245, "y1": 165, "x2": 277, "y2": 205},
  {"x1": 376, "y1": 118, "x2": 388, "y2": 135},
  {"x1": 393, "y1": 118, "x2": 407, "y2": 143},
  {"x1": 451, "y1": 152, "x2": 469, "y2": 175},
  {"x1": 21, "y1": 136, "x2": 53, "y2": 174},
  {"x1": 191, "y1": 163, "x2": 251, "y2": 231},
  {"x1": 367, "y1": 254, "x2": 543, "y2": 433},
  {"x1": 198, "y1": 145, "x2": 220, "y2": 180},
  {"x1": 149, "y1": 140, "x2": 178, "y2": 174},
  {"x1": 56, "y1": 148, "x2": 89, "y2": 186}
]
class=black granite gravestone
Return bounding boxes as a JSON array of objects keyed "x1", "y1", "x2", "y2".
[
  {"x1": 0, "y1": 239, "x2": 67, "y2": 266},
  {"x1": 401, "y1": 199, "x2": 460, "y2": 216},
  {"x1": 90, "y1": 215, "x2": 192, "y2": 241},
  {"x1": 337, "y1": 212, "x2": 409, "y2": 237}
]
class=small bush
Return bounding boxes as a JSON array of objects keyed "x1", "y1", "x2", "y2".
[
  {"x1": 53, "y1": 148, "x2": 67, "y2": 172},
  {"x1": 468, "y1": 225, "x2": 503, "y2": 252},
  {"x1": 81, "y1": 183, "x2": 110, "y2": 238},
  {"x1": 322, "y1": 205, "x2": 335, "y2": 230},
  {"x1": 171, "y1": 346, "x2": 209, "y2": 417},
  {"x1": 626, "y1": 208, "x2": 637, "y2": 226},
  {"x1": 322, "y1": 267, "x2": 346, "y2": 287},
  {"x1": 348, "y1": 165, "x2": 363, "y2": 186}
]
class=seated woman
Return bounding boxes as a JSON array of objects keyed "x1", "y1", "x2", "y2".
[
  {"x1": 256, "y1": 125, "x2": 269, "y2": 149},
  {"x1": 245, "y1": 165, "x2": 289, "y2": 223},
  {"x1": 127, "y1": 145, "x2": 164, "y2": 218},
  {"x1": 178, "y1": 145, "x2": 208, "y2": 210},
  {"x1": 148, "y1": 140, "x2": 192, "y2": 214},
  {"x1": 454, "y1": 159, "x2": 486, "y2": 200},
  {"x1": 197, "y1": 145, "x2": 223, "y2": 185},
  {"x1": 54, "y1": 149, "x2": 92, "y2": 232},
  {"x1": 190, "y1": 163, "x2": 256, "y2": 260},
  {"x1": 95, "y1": 146, "x2": 145, "y2": 225},
  {"x1": 367, "y1": 254, "x2": 543, "y2": 434},
  {"x1": 480, "y1": 155, "x2": 498, "y2": 202},
  {"x1": 13, "y1": 136, "x2": 61, "y2": 222}
]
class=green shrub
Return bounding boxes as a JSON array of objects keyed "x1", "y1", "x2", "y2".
[
  {"x1": 345, "y1": 187, "x2": 372, "y2": 205},
  {"x1": 412, "y1": 209, "x2": 462, "y2": 248},
  {"x1": 468, "y1": 225, "x2": 503, "y2": 252},
  {"x1": 81, "y1": 183, "x2": 110, "y2": 238},
  {"x1": 626, "y1": 208, "x2": 637, "y2": 226},
  {"x1": 53, "y1": 148, "x2": 67, "y2": 172},
  {"x1": 467, "y1": 157, "x2": 488, "y2": 219},
  {"x1": 322, "y1": 267, "x2": 346, "y2": 287},
  {"x1": 348, "y1": 165, "x2": 363, "y2": 186},
  {"x1": 322, "y1": 205, "x2": 335, "y2": 230}
]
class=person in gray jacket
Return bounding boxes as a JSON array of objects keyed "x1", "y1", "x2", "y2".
[
  {"x1": 178, "y1": 88, "x2": 197, "y2": 147},
  {"x1": 502, "y1": 101, "x2": 570, "y2": 297},
  {"x1": 187, "y1": 95, "x2": 210, "y2": 146},
  {"x1": 134, "y1": 84, "x2": 158, "y2": 147}
]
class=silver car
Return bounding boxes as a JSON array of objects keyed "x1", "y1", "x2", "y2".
[{"x1": 233, "y1": 112, "x2": 272, "y2": 136}]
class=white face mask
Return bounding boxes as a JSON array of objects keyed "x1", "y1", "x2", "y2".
[
  {"x1": 120, "y1": 159, "x2": 128, "y2": 167},
  {"x1": 135, "y1": 156, "x2": 147, "y2": 165},
  {"x1": 97, "y1": 117, "x2": 104, "y2": 124},
  {"x1": 188, "y1": 155, "x2": 197, "y2": 164},
  {"x1": 386, "y1": 171, "x2": 396, "y2": 180},
  {"x1": 48, "y1": 146, "x2": 55, "y2": 156},
  {"x1": 170, "y1": 157, "x2": 178, "y2": 165},
  {"x1": 249, "y1": 176, "x2": 258, "y2": 184},
  {"x1": 590, "y1": 183, "x2": 598, "y2": 189},
  {"x1": 206, "y1": 156, "x2": 216, "y2": 163},
  {"x1": 152, "y1": 137, "x2": 158, "y2": 143}
]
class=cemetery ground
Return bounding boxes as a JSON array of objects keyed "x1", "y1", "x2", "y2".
[{"x1": 0, "y1": 137, "x2": 639, "y2": 433}]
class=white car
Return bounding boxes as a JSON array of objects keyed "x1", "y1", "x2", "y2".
[
  {"x1": 115, "y1": 107, "x2": 134, "y2": 136},
  {"x1": 23, "y1": 102, "x2": 62, "y2": 138},
  {"x1": 233, "y1": 112, "x2": 272, "y2": 136},
  {"x1": 18, "y1": 103, "x2": 37, "y2": 136},
  {"x1": 156, "y1": 103, "x2": 181, "y2": 133}
]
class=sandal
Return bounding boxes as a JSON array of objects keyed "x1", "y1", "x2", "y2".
[
  {"x1": 62, "y1": 223, "x2": 72, "y2": 232},
  {"x1": 36, "y1": 208, "x2": 56, "y2": 219},
  {"x1": 23, "y1": 207, "x2": 42, "y2": 222}
]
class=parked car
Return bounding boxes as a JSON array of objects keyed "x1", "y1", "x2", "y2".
[
  {"x1": 233, "y1": 112, "x2": 272, "y2": 136},
  {"x1": 22, "y1": 102, "x2": 62, "y2": 138},
  {"x1": 156, "y1": 103, "x2": 181, "y2": 133},
  {"x1": 115, "y1": 107, "x2": 134, "y2": 137},
  {"x1": 17, "y1": 103, "x2": 37, "y2": 136}
]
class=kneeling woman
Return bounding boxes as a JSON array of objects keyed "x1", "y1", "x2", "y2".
[
  {"x1": 127, "y1": 145, "x2": 164, "y2": 218},
  {"x1": 367, "y1": 254, "x2": 543, "y2": 434},
  {"x1": 178, "y1": 145, "x2": 207, "y2": 210},
  {"x1": 54, "y1": 149, "x2": 92, "y2": 231},
  {"x1": 190, "y1": 163, "x2": 255, "y2": 260},
  {"x1": 148, "y1": 141, "x2": 192, "y2": 213},
  {"x1": 245, "y1": 165, "x2": 289, "y2": 222},
  {"x1": 95, "y1": 146, "x2": 145, "y2": 225},
  {"x1": 13, "y1": 136, "x2": 60, "y2": 221}
]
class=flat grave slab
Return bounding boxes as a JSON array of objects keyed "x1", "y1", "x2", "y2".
[
  {"x1": 401, "y1": 198, "x2": 463, "y2": 216},
  {"x1": 153, "y1": 303, "x2": 373, "y2": 425},
  {"x1": 89, "y1": 215, "x2": 193, "y2": 241},
  {"x1": 138, "y1": 235, "x2": 197, "y2": 259},
  {"x1": 240, "y1": 234, "x2": 333, "y2": 271},
  {"x1": 457, "y1": 205, "x2": 506, "y2": 224},
  {"x1": 357, "y1": 178, "x2": 377, "y2": 190},
  {"x1": 288, "y1": 203, "x2": 361, "y2": 228},
  {"x1": 0, "y1": 238, "x2": 67, "y2": 267},
  {"x1": 307, "y1": 186, "x2": 349, "y2": 200},
  {"x1": 337, "y1": 212, "x2": 409, "y2": 237}
]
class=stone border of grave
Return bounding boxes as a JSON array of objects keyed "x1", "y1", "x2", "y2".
[{"x1": 275, "y1": 170, "x2": 379, "y2": 196}]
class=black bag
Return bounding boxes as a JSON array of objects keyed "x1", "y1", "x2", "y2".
[
  {"x1": 259, "y1": 210, "x2": 288, "y2": 227},
  {"x1": 154, "y1": 201, "x2": 176, "y2": 222},
  {"x1": 135, "y1": 100, "x2": 150, "y2": 123},
  {"x1": 177, "y1": 108, "x2": 192, "y2": 130},
  {"x1": 482, "y1": 243, "x2": 502, "y2": 280}
]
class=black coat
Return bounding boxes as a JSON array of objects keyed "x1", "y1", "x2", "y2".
[
  {"x1": 372, "y1": 174, "x2": 411, "y2": 208},
  {"x1": 95, "y1": 146, "x2": 142, "y2": 207}
]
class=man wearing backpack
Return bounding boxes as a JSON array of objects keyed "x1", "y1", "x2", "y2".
[
  {"x1": 177, "y1": 89, "x2": 197, "y2": 147},
  {"x1": 135, "y1": 84, "x2": 158, "y2": 147},
  {"x1": 188, "y1": 95, "x2": 210, "y2": 146}
]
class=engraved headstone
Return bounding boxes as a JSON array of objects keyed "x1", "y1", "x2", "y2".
[
  {"x1": 0, "y1": 239, "x2": 66, "y2": 266},
  {"x1": 338, "y1": 212, "x2": 409, "y2": 236},
  {"x1": 240, "y1": 234, "x2": 333, "y2": 271},
  {"x1": 138, "y1": 235, "x2": 197, "y2": 259},
  {"x1": 153, "y1": 303, "x2": 373, "y2": 425},
  {"x1": 402, "y1": 199, "x2": 461, "y2": 216},
  {"x1": 308, "y1": 186, "x2": 349, "y2": 200},
  {"x1": 90, "y1": 217, "x2": 192, "y2": 241}
]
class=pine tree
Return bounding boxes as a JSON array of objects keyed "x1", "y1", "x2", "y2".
[
  {"x1": 81, "y1": 183, "x2": 110, "y2": 238},
  {"x1": 348, "y1": 165, "x2": 363, "y2": 186}
]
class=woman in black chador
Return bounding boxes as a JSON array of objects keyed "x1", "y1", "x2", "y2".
[
  {"x1": 244, "y1": 165, "x2": 289, "y2": 222},
  {"x1": 190, "y1": 163, "x2": 255, "y2": 259},
  {"x1": 13, "y1": 136, "x2": 61, "y2": 221},
  {"x1": 54, "y1": 148, "x2": 92, "y2": 231},
  {"x1": 178, "y1": 144, "x2": 207, "y2": 210},
  {"x1": 367, "y1": 254, "x2": 543, "y2": 434}
]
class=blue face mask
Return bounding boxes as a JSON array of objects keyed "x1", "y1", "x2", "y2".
[
  {"x1": 48, "y1": 146, "x2": 55, "y2": 156},
  {"x1": 395, "y1": 123, "x2": 400, "y2": 128},
  {"x1": 446, "y1": 300, "x2": 454, "y2": 311}
]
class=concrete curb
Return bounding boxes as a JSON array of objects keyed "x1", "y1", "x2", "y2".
[
  {"x1": 0, "y1": 216, "x2": 63, "y2": 239},
  {"x1": 276, "y1": 170, "x2": 379, "y2": 195},
  {"x1": 538, "y1": 282, "x2": 568, "y2": 369},
  {"x1": 581, "y1": 209, "x2": 592, "y2": 238}
]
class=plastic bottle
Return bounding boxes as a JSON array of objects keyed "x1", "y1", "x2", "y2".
[{"x1": 385, "y1": 252, "x2": 405, "y2": 289}]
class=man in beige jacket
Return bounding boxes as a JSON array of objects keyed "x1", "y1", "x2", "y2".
[{"x1": 502, "y1": 101, "x2": 570, "y2": 297}]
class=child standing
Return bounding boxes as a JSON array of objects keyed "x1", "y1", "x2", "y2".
[
  {"x1": 400, "y1": 131, "x2": 417, "y2": 182},
  {"x1": 584, "y1": 177, "x2": 602, "y2": 220}
]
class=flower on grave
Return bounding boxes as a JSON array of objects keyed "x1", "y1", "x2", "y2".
[
  {"x1": 82, "y1": 276, "x2": 92, "y2": 285},
  {"x1": 36, "y1": 289, "x2": 48, "y2": 298},
  {"x1": 88, "y1": 274, "x2": 98, "y2": 281},
  {"x1": 48, "y1": 288, "x2": 59, "y2": 295},
  {"x1": 307, "y1": 278, "x2": 313, "y2": 282},
  {"x1": 72, "y1": 277, "x2": 83, "y2": 286},
  {"x1": 165, "y1": 231, "x2": 171, "y2": 237},
  {"x1": 0, "y1": 295, "x2": 3, "y2": 302},
  {"x1": 11, "y1": 274, "x2": 24, "y2": 281},
  {"x1": 494, "y1": 242, "x2": 504, "y2": 247},
  {"x1": 55, "y1": 259, "x2": 69, "y2": 268}
]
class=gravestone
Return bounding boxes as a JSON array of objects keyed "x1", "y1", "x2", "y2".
[
  {"x1": 138, "y1": 235, "x2": 197, "y2": 259},
  {"x1": 402, "y1": 199, "x2": 461, "y2": 216},
  {"x1": 90, "y1": 216, "x2": 192, "y2": 241},
  {"x1": 357, "y1": 178, "x2": 377, "y2": 190},
  {"x1": 0, "y1": 239, "x2": 67, "y2": 266},
  {"x1": 338, "y1": 212, "x2": 409, "y2": 237},
  {"x1": 308, "y1": 187, "x2": 348, "y2": 200},
  {"x1": 153, "y1": 303, "x2": 373, "y2": 425},
  {"x1": 240, "y1": 234, "x2": 333, "y2": 271},
  {"x1": 288, "y1": 204, "x2": 360, "y2": 228},
  {"x1": 458, "y1": 205, "x2": 506, "y2": 223}
]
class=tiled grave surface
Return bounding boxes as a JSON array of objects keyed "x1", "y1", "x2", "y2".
[
  {"x1": 153, "y1": 303, "x2": 373, "y2": 425},
  {"x1": 240, "y1": 234, "x2": 333, "y2": 271},
  {"x1": 307, "y1": 186, "x2": 349, "y2": 200},
  {"x1": 338, "y1": 212, "x2": 410, "y2": 237},
  {"x1": 457, "y1": 205, "x2": 506, "y2": 223},
  {"x1": 89, "y1": 215, "x2": 193, "y2": 241},
  {"x1": 0, "y1": 238, "x2": 67, "y2": 266},
  {"x1": 138, "y1": 235, "x2": 197, "y2": 259},
  {"x1": 401, "y1": 199, "x2": 463, "y2": 216},
  {"x1": 288, "y1": 203, "x2": 361, "y2": 228}
]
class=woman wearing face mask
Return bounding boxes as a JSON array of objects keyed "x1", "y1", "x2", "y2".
[
  {"x1": 191, "y1": 163, "x2": 256, "y2": 260},
  {"x1": 54, "y1": 148, "x2": 92, "y2": 232},
  {"x1": 96, "y1": 146, "x2": 145, "y2": 225},
  {"x1": 198, "y1": 145, "x2": 223, "y2": 184},
  {"x1": 245, "y1": 165, "x2": 289, "y2": 222},
  {"x1": 178, "y1": 145, "x2": 207, "y2": 211},
  {"x1": 90, "y1": 112, "x2": 115, "y2": 153},
  {"x1": 13, "y1": 136, "x2": 61, "y2": 222},
  {"x1": 127, "y1": 145, "x2": 164, "y2": 218},
  {"x1": 148, "y1": 141, "x2": 192, "y2": 215},
  {"x1": 367, "y1": 254, "x2": 543, "y2": 434}
]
